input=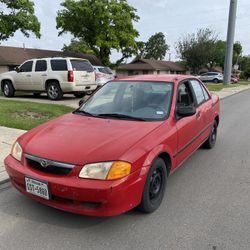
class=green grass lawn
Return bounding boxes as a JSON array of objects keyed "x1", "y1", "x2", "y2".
[
  {"x1": 0, "y1": 100, "x2": 74, "y2": 130},
  {"x1": 206, "y1": 81, "x2": 250, "y2": 92}
]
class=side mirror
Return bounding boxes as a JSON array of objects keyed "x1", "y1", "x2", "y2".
[
  {"x1": 15, "y1": 67, "x2": 20, "y2": 73},
  {"x1": 177, "y1": 105, "x2": 196, "y2": 118}
]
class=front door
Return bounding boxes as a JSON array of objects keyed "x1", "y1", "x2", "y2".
[
  {"x1": 15, "y1": 61, "x2": 33, "y2": 90},
  {"x1": 175, "y1": 81, "x2": 203, "y2": 167}
]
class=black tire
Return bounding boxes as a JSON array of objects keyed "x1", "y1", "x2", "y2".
[
  {"x1": 74, "y1": 93, "x2": 85, "y2": 98},
  {"x1": 33, "y1": 93, "x2": 41, "y2": 97},
  {"x1": 138, "y1": 158, "x2": 167, "y2": 213},
  {"x1": 213, "y1": 78, "x2": 219, "y2": 83},
  {"x1": 203, "y1": 120, "x2": 218, "y2": 149},
  {"x1": 46, "y1": 82, "x2": 63, "y2": 100},
  {"x1": 2, "y1": 80, "x2": 15, "y2": 97}
]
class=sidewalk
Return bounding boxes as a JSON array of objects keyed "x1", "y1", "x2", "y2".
[
  {"x1": 1, "y1": 84, "x2": 250, "y2": 184},
  {"x1": 0, "y1": 127, "x2": 26, "y2": 183}
]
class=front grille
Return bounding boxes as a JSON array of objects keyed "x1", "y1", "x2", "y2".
[{"x1": 25, "y1": 154, "x2": 74, "y2": 176}]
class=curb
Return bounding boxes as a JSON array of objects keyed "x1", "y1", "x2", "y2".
[{"x1": 217, "y1": 86, "x2": 250, "y2": 100}]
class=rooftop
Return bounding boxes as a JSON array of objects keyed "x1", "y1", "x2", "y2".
[
  {"x1": 117, "y1": 59, "x2": 186, "y2": 72},
  {"x1": 0, "y1": 46, "x2": 102, "y2": 66},
  {"x1": 116, "y1": 74, "x2": 196, "y2": 83}
]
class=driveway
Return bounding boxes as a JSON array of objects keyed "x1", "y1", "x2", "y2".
[
  {"x1": 0, "y1": 93, "x2": 87, "y2": 109},
  {"x1": 0, "y1": 89, "x2": 250, "y2": 250}
]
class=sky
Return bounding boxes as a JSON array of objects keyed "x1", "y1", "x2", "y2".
[{"x1": 2, "y1": 0, "x2": 250, "y2": 62}]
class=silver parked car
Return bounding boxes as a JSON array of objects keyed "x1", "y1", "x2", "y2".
[
  {"x1": 94, "y1": 66, "x2": 115, "y2": 86},
  {"x1": 198, "y1": 72, "x2": 223, "y2": 83}
]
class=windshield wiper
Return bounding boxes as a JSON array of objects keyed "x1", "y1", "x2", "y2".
[
  {"x1": 73, "y1": 110, "x2": 96, "y2": 117},
  {"x1": 96, "y1": 113, "x2": 147, "y2": 121}
]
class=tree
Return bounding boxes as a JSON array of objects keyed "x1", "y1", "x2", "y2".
[
  {"x1": 63, "y1": 39, "x2": 95, "y2": 55},
  {"x1": 144, "y1": 32, "x2": 169, "y2": 60},
  {"x1": 57, "y1": 0, "x2": 139, "y2": 66},
  {"x1": 214, "y1": 40, "x2": 243, "y2": 67},
  {"x1": 0, "y1": 0, "x2": 41, "y2": 42},
  {"x1": 176, "y1": 28, "x2": 218, "y2": 73}
]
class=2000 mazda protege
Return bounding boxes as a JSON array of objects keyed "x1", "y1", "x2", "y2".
[{"x1": 4, "y1": 75, "x2": 220, "y2": 216}]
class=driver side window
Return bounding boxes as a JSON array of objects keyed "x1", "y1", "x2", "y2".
[
  {"x1": 19, "y1": 61, "x2": 33, "y2": 72},
  {"x1": 177, "y1": 82, "x2": 194, "y2": 107}
]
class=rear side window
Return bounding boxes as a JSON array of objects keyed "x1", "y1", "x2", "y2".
[
  {"x1": 51, "y1": 60, "x2": 67, "y2": 71},
  {"x1": 70, "y1": 60, "x2": 94, "y2": 72},
  {"x1": 20, "y1": 61, "x2": 33, "y2": 72},
  {"x1": 35, "y1": 60, "x2": 47, "y2": 72},
  {"x1": 190, "y1": 80, "x2": 206, "y2": 105}
]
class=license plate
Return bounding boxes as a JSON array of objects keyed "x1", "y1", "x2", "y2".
[{"x1": 25, "y1": 177, "x2": 50, "y2": 200}]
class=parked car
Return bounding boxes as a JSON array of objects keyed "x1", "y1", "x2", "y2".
[
  {"x1": 231, "y1": 75, "x2": 238, "y2": 83},
  {"x1": 199, "y1": 72, "x2": 223, "y2": 83},
  {"x1": 0, "y1": 57, "x2": 97, "y2": 100},
  {"x1": 5, "y1": 74, "x2": 220, "y2": 216},
  {"x1": 94, "y1": 66, "x2": 115, "y2": 86}
]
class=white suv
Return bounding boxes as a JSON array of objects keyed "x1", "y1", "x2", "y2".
[
  {"x1": 0, "y1": 57, "x2": 97, "y2": 100},
  {"x1": 198, "y1": 72, "x2": 223, "y2": 83}
]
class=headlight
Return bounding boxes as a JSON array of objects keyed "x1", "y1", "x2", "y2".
[
  {"x1": 79, "y1": 161, "x2": 131, "y2": 180},
  {"x1": 11, "y1": 141, "x2": 23, "y2": 162}
]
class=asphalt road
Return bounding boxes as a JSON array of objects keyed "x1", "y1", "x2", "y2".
[{"x1": 1, "y1": 90, "x2": 250, "y2": 250}]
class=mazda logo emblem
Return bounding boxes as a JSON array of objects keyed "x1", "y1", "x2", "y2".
[{"x1": 40, "y1": 160, "x2": 49, "y2": 168}]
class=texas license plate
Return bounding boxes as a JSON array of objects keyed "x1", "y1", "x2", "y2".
[{"x1": 25, "y1": 177, "x2": 50, "y2": 200}]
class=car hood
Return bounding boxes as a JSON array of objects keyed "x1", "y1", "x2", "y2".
[{"x1": 21, "y1": 113, "x2": 162, "y2": 165}]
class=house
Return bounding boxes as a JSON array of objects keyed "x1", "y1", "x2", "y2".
[
  {"x1": 116, "y1": 59, "x2": 187, "y2": 76},
  {"x1": 0, "y1": 45, "x2": 102, "y2": 74},
  {"x1": 199, "y1": 66, "x2": 223, "y2": 74}
]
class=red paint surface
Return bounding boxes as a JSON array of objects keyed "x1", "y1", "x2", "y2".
[{"x1": 5, "y1": 75, "x2": 220, "y2": 216}]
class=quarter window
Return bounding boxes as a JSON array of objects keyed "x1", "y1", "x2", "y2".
[
  {"x1": 19, "y1": 61, "x2": 33, "y2": 72},
  {"x1": 35, "y1": 60, "x2": 47, "y2": 72},
  {"x1": 190, "y1": 80, "x2": 205, "y2": 105},
  {"x1": 50, "y1": 60, "x2": 67, "y2": 71},
  {"x1": 70, "y1": 60, "x2": 94, "y2": 72}
]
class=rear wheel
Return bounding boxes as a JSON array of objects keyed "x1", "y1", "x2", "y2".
[
  {"x1": 2, "y1": 80, "x2": 15, "y2": 97},
  {"x1": 203, "y1": 120, "x2": 218, "y2": 149},
  {"x1": 138, "y1": 158, "x2": 167, "y2": 213},
  {"x1": 46, "y1": 82, "x2": 63, "y2": 100},
  {"x1": 213, "y1": 78, "x2": 219, "y2": 83}
]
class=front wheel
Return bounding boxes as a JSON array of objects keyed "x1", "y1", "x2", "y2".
[
  {"x1": 138, "y1": 158, "x2": 167, "y2": 213},
  {"x1": 213, "y1": 78, "x2": 219, "y2": 83},
  {"x1": 203, "y1": 120, "x2": 218, "y2": 149},
  {"x1": 2, "y1": 81, "x2": 15, "y2": 97},
  {"x1": 46, "y1": 82, "x2": 63, "y2": 100}
]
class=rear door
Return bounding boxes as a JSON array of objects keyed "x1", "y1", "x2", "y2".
[
  {"x1": 32, "y1": 60, "x2": 48, "y2": 90},
  {"x1": 190, "y1": 79, "x2": 213, "y2": 142},
  {"x1": 70, "y1": 60, "x2": 95, "y2": 86}
]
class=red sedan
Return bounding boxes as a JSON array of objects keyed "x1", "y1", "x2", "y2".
[{"x1": 5, "y1": 75, "x2": 220, "y2": 216}]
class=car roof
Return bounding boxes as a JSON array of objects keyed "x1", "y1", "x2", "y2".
[
  {"x1": 29, "y1": 57, "x2": 89, "y2": 61},
  {"x1": 116, "y1": 74, "x2": 197, "y2": 83}
]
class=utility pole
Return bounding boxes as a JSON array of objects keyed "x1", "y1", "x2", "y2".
[{"x1": 224, "y1": 0, "x2": 238, "y2": 85}]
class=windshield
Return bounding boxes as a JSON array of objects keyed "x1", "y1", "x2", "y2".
[{"x1": 77, "y1": 81, "x2": 173, "y2": 121}]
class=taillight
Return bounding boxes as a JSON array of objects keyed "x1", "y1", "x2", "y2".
[{"x1": 68, "y1": 70, "x2": 74, "y2": 82}]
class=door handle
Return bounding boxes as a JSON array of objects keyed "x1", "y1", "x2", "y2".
[
  {"x1": 41, "y1": 74, "x2": 47, "y2": 76},
  {"x1": 26, "y1": 74, "x2": 31, "y2": 77},
  {"x1": 196, "y1": 111, "x2": 201, "y2": 119}
]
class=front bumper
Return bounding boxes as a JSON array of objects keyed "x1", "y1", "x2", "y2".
[{"x1": 4, "y1": 155, "x2": 145, "y2": 216}]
